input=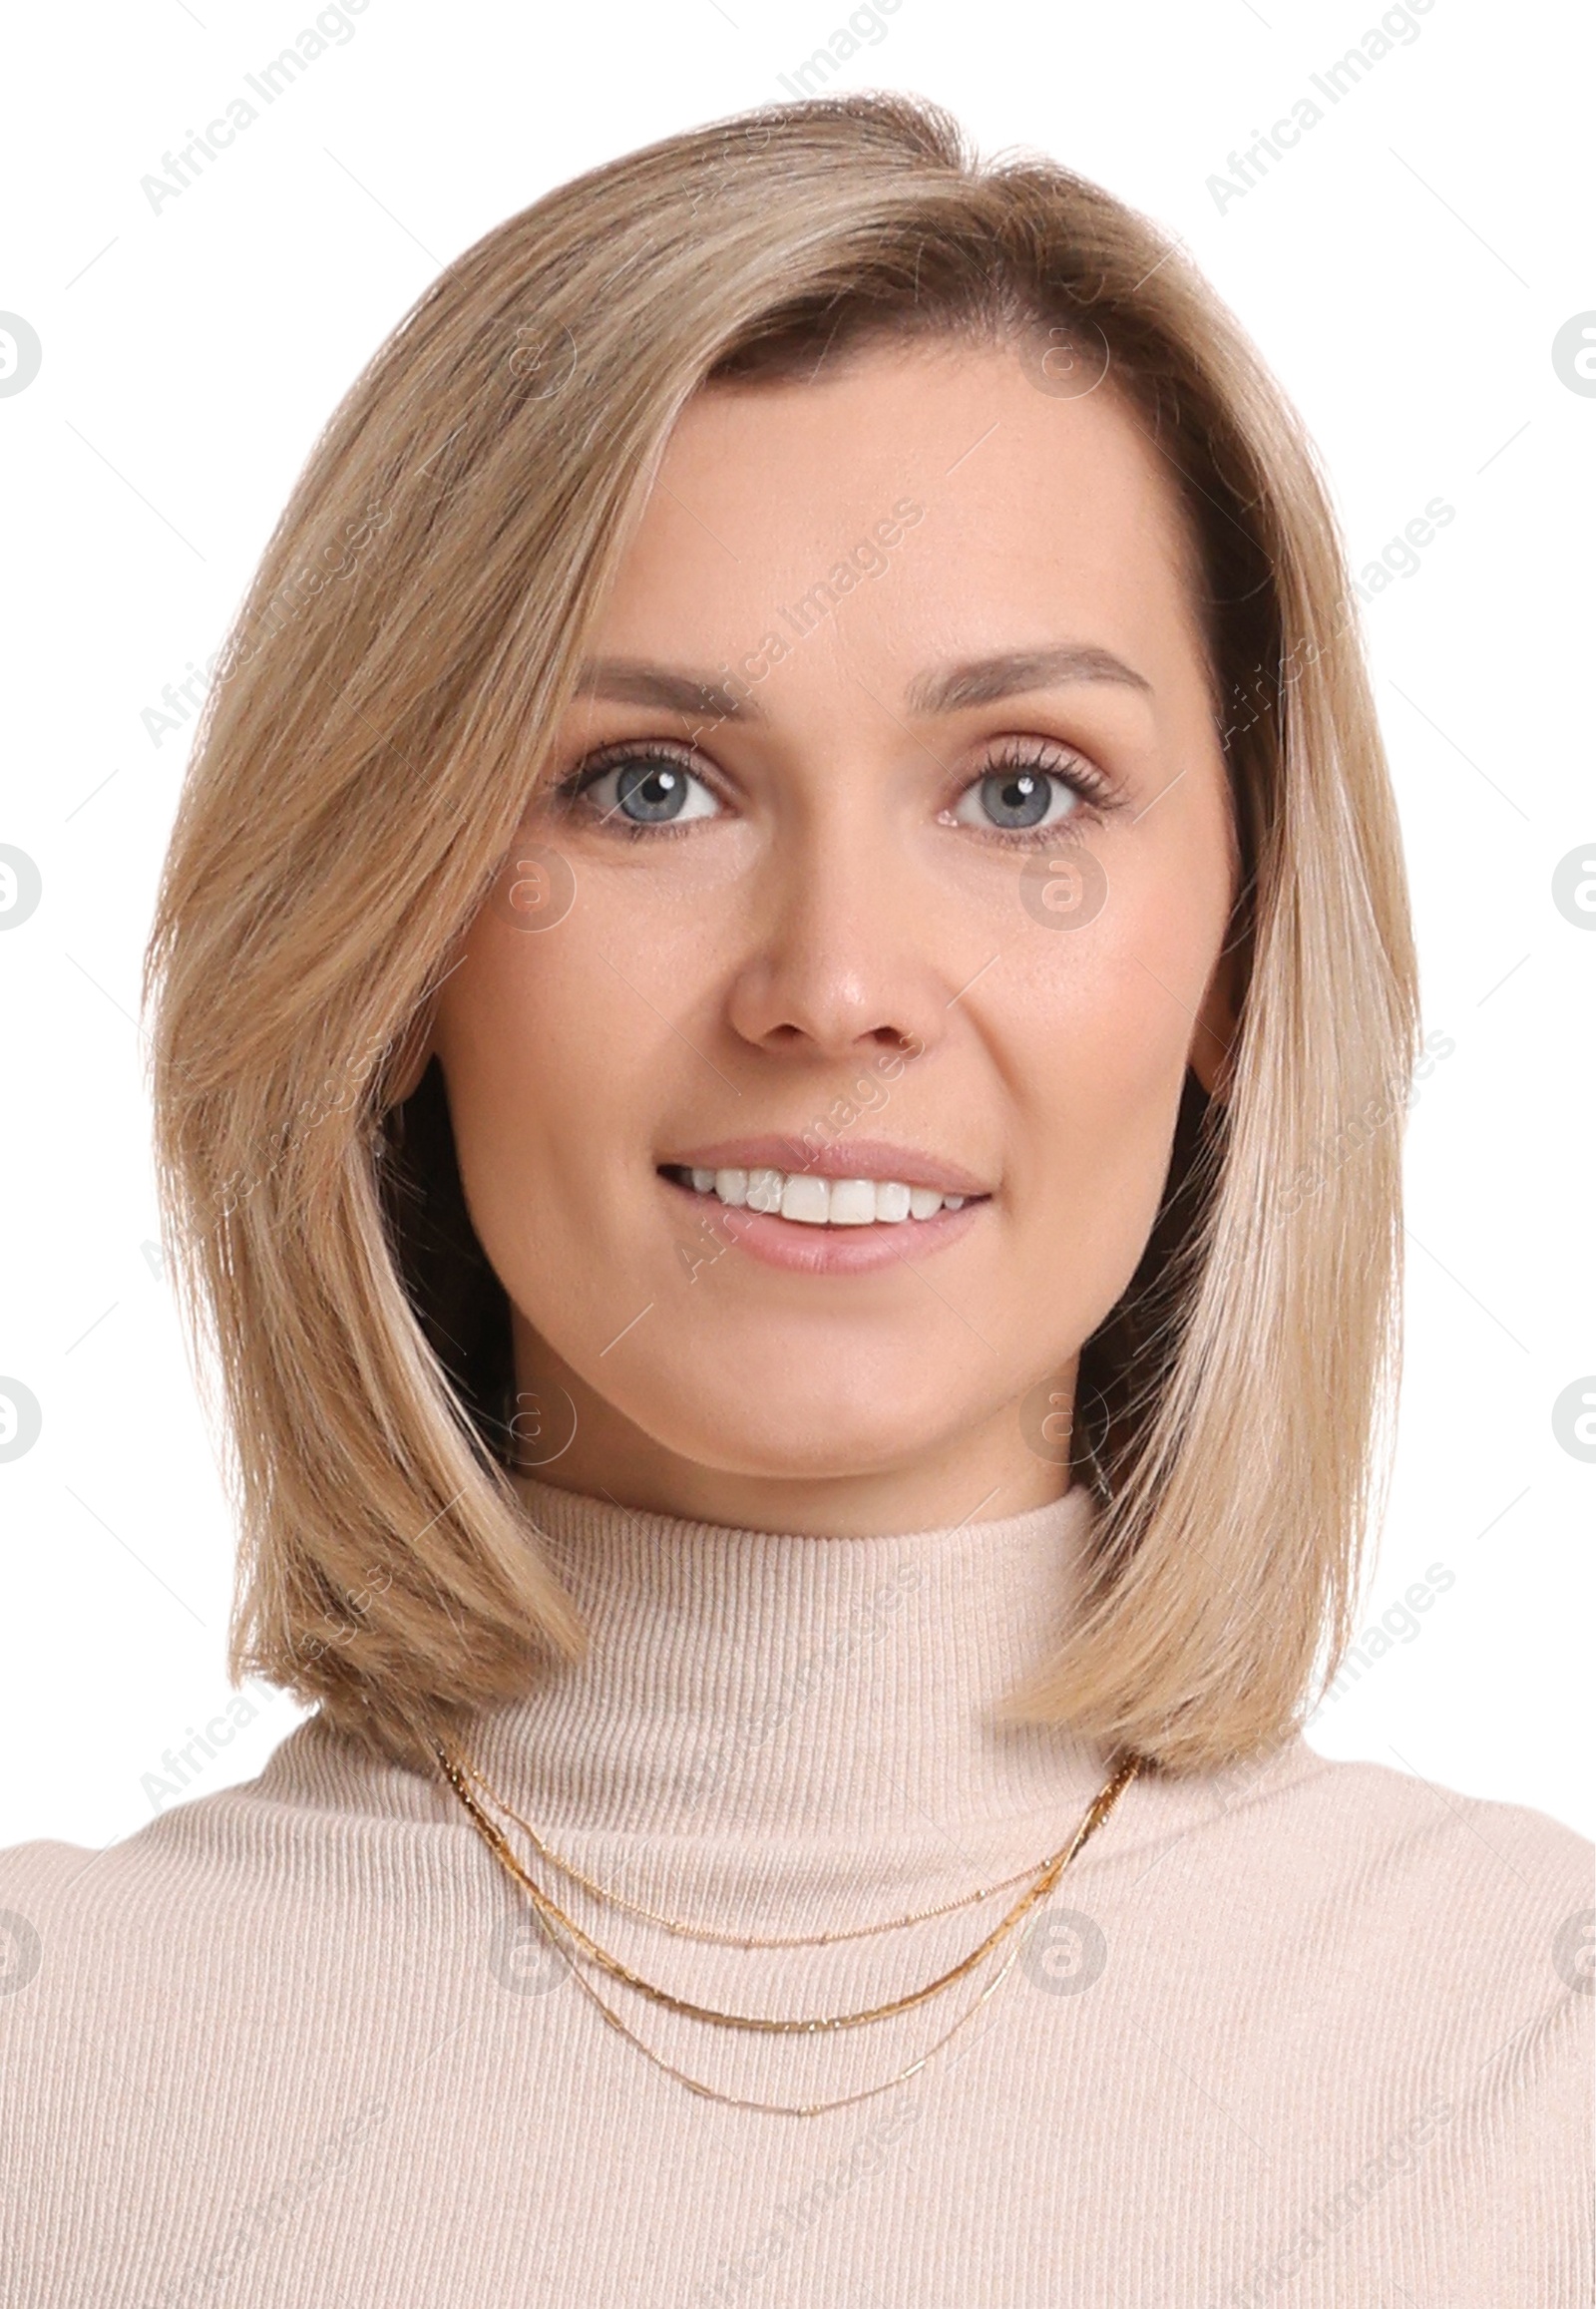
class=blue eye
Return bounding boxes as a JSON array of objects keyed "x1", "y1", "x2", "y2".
[
  {"x1": 979, "y1": 769, "x2": 1052, "y2": 829},
  {"x1": 577, "y1": 750, "x2": 721, "y2": 829},
  {"x1": 953, "y1": 761, "x2": 1086, "y2": 837}
]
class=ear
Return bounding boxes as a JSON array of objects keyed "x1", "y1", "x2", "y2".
[{"x1": 1188, "y1": 926, "x2": 1244, "y2": 1100}]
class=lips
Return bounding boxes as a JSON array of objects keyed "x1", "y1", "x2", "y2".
[
  {"x1": 660, "y1": 1163, "x2": 989, "y2": 1274},
  {"x1": 655, "y1": 1135, "x2": 993, "y2": 1274}
]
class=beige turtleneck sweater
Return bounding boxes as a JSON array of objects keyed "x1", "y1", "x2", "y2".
[{"x1": 1, "y1": 1477, "x2": 1589, "y2": 2306}]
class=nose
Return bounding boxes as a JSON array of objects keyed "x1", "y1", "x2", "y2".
[{"x1": 722, "y1": 798, "x2": 949, "y2": 1066}]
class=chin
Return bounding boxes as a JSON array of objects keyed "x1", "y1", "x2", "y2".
[{"x1": 628, "y1": 1372, "x2": 964, "y2": 1487}]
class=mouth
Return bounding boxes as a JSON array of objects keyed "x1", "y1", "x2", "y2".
[
  {"x1": 655, "y1": 1138, "x2": 993, "y2": 1276},
  {"x1": 659, "y1": 1163, "x2": 980, "y2": 1226}
]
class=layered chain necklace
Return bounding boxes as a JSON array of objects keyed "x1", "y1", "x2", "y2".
[{"x1": 435, "y1": 1734, "x2": 1141, "y2": 2118}]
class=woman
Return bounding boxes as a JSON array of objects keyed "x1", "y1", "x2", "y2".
[{"x1": 1, "y1": 92, "x2": 1587, "y2": 2307}]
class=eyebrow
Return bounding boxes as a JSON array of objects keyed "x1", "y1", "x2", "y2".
[
  {"x1": 573, "y1": 642, "x2": 1153, "y2": 724},
  {"x1": 907, "y1": 644, "x2": 1154, "y2": 713}
]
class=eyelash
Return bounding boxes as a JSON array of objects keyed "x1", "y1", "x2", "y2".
[{"x1": 548, "y1": 735, "x2": 1116, "y2": 847}]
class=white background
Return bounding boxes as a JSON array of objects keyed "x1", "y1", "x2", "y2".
[{"x1": 1, "y1": 0, "x2": 1590, "y2": 1852}]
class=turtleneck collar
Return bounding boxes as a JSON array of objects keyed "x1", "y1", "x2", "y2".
[{"x1": 458, "y1": 1472, "x2": 1113, "y2": 1855}]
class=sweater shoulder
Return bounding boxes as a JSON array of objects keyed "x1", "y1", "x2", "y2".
[
  {"x1": 1154, "y1": 1729, "x2": 1589, "y2": 1840},
  {"x1": 1288, "y1": 1740, "x2": 1589, "y2": 1884},
  {"x1": 1124, "y1": 1735, "x2": 1592, "y2": 1946},
  {"x1": 1262, "y1": 1738, "x2": 1591, "y2": 1868},
  {"x1": 0, "y1": 1712, "x2": 456, "y2": 1932}
]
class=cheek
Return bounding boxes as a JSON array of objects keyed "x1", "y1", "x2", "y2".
[
  {"x1": 996, "y1": 882, "x2": 1218, "y2": 1267},
  {"x1": 434, "y1": 921, "x2": 654, "y2": 1243},
  {"x1": 1038, "y1": 966, "x2": 1189, "y2": 1176}
]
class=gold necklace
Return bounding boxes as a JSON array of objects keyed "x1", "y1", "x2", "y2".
[
  {"x1": 446, "y1": 1744, "x2": 1074, "y2": 1948},
  {"x1": 436, "y1": 1738, "x2": 1124, "y2": 2035},
  {"x1": 436, "y1": 1737, "x2": 1139, "y2": 2052},
  {"x1": 552, "y1": 1887, "x2": 1037, "y2": 2118}
]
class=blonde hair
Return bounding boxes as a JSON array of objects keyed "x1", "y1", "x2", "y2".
[{"x1": 143, "y1": 92, "x2": 1418, "y2": 1778}]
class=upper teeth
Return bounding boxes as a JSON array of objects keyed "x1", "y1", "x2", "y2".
[{"x1": 685, "y1": 1167, "x2": 969, "y2": 1226}]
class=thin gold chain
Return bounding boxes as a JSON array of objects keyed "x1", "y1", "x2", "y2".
[
  {"x1": 549, "y1": 1881, "x2": 1034, "y2": 2118},
  {"x1": 444, "y1": 1744, "x2": 1140, "y2": 2117},
  {"x1": 447, "y1": 1744, "x2": 1075, "y2": 1948},
  {"x1": 437, "y1": 1736, "x2": 1140, "y2": 2038}
]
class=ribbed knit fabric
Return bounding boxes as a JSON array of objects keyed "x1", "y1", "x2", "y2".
[{"x1": 1, "y1": 1474, "x2": 1589, "y2": 2307}]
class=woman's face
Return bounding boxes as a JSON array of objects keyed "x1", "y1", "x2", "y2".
[{"x1": 428, "y1": 338, "x2": 1239, "y2": 1530}]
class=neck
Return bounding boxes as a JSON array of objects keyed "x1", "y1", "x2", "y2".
[{"x1": 458, "y1": 1472, "x2": 1112, "y2": 1896}]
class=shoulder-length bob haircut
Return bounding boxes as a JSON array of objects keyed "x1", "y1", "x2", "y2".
[{"x1": 144, "y1": 92, "x2": 1418, "y2": 1781}]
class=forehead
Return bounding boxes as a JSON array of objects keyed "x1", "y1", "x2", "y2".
[{"x1": 592, "y1": 339, "x2": 1210, "y2": 694}]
